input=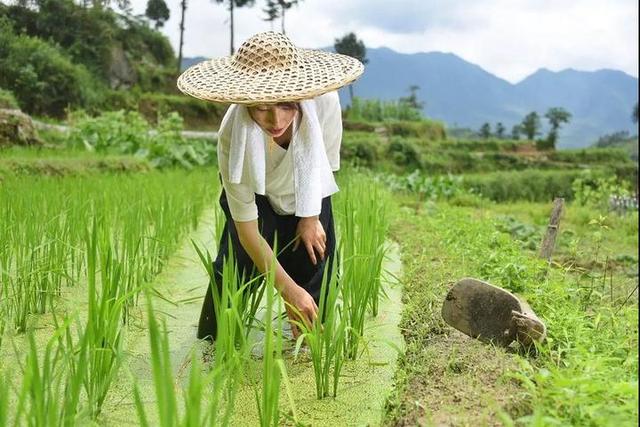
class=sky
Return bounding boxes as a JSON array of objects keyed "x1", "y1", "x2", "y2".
[{"x1": 130, "y1": 0, "x2": 639, "y2": 84}]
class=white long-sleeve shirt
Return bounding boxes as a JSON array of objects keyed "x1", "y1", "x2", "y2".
[{"x1": 217, "y1": 90, "x2": 342, "y2": 222}]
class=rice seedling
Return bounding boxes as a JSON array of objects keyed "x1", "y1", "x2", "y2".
[
  {"x1": 339, "y1": 179, "x2": 389, "y2": 359},
  {"x1": 11, "y1": 313, "x2": 87, "y2": 426},
  {"x1": 0, "y1": 169, "x2": 218, "y2": 334},
  {"x1": 294, "y1": 256, "x2": 347, "y2": 399},
  {"x1": 82, "y1": 218, "x2": 128, "y2": 418},
  {"x1": 133, "y1": 291, "x2": 179, "y2": 427},
  {"x1": 256, "y1": 258, "x2": 285, "y2": 427}
]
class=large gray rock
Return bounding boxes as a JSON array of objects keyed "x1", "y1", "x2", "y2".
[
  {"x1": 109, "y1": 44, "x2": 137, "y2": 90},
  {"x1": 0, "y1": 108, "x2": 43, "y2": 147}
]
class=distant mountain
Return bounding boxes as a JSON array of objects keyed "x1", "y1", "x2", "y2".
[{"x1": 182, "y1": 49, "x2": 639, "y2": 148}]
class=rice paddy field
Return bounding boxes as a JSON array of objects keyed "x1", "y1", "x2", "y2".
[{"x1": 1, "y1": 135, "x2": 638, "y2": 426}]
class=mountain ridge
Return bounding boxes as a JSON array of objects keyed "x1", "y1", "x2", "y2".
[{"x1": 181, "y1": 48, "x2": 638, "y2": 148}]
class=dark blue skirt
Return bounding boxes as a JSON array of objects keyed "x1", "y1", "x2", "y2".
[{"x1": 196, "y1": 186, "x2": 337, "y2": 341}]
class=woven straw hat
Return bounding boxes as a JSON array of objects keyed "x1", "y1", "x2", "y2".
[{"x1": 177, "y1": 31, "x2": 364, "y2": 104}]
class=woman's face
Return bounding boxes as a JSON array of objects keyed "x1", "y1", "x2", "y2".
[{"x1": 247, "y1": 102, "x2": 298, "y2": 138}]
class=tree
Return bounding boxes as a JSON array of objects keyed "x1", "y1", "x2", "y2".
[
  {"x1": 276, "y1": 0, "x2": 302, "y2": 34},
  {"x1": 633, "y1": 102, "x2": 638, "y2": 124},
  {"x1": 521, "y1": 111, "x2": 541, "y2": 140},
  {"x1": 511, "y1": 124, "x2": 521, "y2": 140},
  {"x1": 177, "y1": 0, "x2": 187, "y2": 73},
  {"x1": 213, "y1": 0, "x2": 255, "y2": 54},
  {"x1": 400, "y1": 85, "x2": 424, "y2": 110},
  {"x1": 334, "y1": 32, "x2": 368, "y2": 103},
  {"x1": 544, "y1": 107, "x2": 572, "y2": 149},
  {"x1": 479, "y1": 123, "x2": 491, "y2": 139},
  {"x1": 145, "y1": 0, "x2": 170, "y2": 29},
  {"x1": 262, "y1": 0, "x2": 279, "y2": 30},
  {"x1": 495, "y1": 122, "x2": 505, "y2": 139}
]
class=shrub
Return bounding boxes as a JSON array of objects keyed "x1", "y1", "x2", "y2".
[
  {"x1": 461, "y1": 169, "x2": 596, "y2": 202},
  {"x1": 342, "y1": 120, "x2": 377, "y2": 132},
  {"x1": 550, "y1": 148, "x2": 631, "y2": 164},
  {"x1": 0, "y1": 88, "x2": 18, "y2": 109},
  {"x1": 137, "y1": 92, "x2": 226, "y2": 129},
  {"x1": 341, "y1": 132, "x2": 381, "y2": 167},
  {"x1": 0, "y1": 17, "x2": 104, "y2": 117},
  {"x1": 67, "y1": 109, "x2": 215, "y2": 168},
  {"x1": 387, "y1": 137, "x2": 421, "y2": 168},
  {"x1": 384, "y1": 119, "x2": 446, "y2": 140},
  {"x1": 346, "y1": 97, "x2": 422, "y2": 121},
  {"x1": 571, "y1": 169, "x2": 633, "y2": 208}
]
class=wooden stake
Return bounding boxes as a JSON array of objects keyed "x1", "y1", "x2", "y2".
[{"x1": 539, "y1": 197, "x2": 564, "y2": 262}]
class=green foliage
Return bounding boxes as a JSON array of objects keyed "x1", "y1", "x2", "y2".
[
  {"x1": 67, "y1": 109, "x2": 215, "y2": 168},
  {"x1": 334, "y1": 32, "x2": 368, "y2": 65},
  {"x1": 145, "y1": 0, "x2": 170, "y2": 29},
  {"x1": 0, "y1": 16, "x2": 104, "y2": 117},
  {"x1": 137, "y1": 92, "x2": 226, "y2": 129},
  {"x1": 0, "y1": 88, "x2": 18, "y2": 109},
  {"x1": 462, "y1": 169, "x2": 588, "y2": 202},
  {"x1": 341, "y1": 131, "x2": 380, "y2": 167},
  {"x1": 387, "y1": 137, "x2": 421, "y2": 169},
  {"x1": 1, "y1": 2, "x2": 180, "y2": 117},
  {"x1": 479, "y1": 122, "x2": 491, "y2": 139},
  {"x1": 571, "y1": 170, "x2": 633, "y2": 209},
  {"x1": 550, "y1": 147, "x2": 631, "y2": 164},
  {"x1": 521, "y1": 111, "x2": 541, "y2": 140},
  {"x1": 376, "y1": 169, "x2": 469, "y2": 201},
  {"x1": 346, "y1": 97, "x2": 423, "y2": 122},
  {"x1": 385, "y1": 119, "x2": 446, "y2": 140}
]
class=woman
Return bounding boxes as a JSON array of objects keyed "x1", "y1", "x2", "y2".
[{"x1": 177, "y1": 31, "x2": 364, "y2": 341}]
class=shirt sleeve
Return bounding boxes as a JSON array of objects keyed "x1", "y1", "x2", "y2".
[
  {"x1": 217, "y1": 124, "x2": 259, "y2": 222},
  {"x1": 317, "y1": 91, "x2": 342, "y2": 171}
]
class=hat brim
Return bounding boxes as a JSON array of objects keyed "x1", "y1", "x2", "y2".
[{"x1": 177, "y1": 49, "x2": 364, "y2": 104}]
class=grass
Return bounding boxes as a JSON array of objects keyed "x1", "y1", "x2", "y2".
[{"x1": 384, "y1": 193, "x2": 638, "y2": 425}]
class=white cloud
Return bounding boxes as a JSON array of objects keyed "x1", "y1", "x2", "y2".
[{"x1": 129, "y1": 0, "x2": 638, "y2": 83}]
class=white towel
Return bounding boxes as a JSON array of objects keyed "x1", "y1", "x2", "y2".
[{"x1": 226, "y1": 99, "x2": 338, "y2": 217}]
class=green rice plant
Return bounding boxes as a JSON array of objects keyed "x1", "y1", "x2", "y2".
[
  {"x1": 134, "y1": 289, "x2": 241, "y2": 427},
  {"x1": 0, "y1": 169, "x2": 218, "y2": 333},
  {"x1": 255, "y1": 258, "x2": 285, "y2": 427},
  {"x1": 193, "y1": 239, "x2": 264, "y2": 357},
  {"x1": 11, "y1": 313, "x2": 87, "y2": 426},
  {"x1": 295, "y1": 256, "x2": 347, "y2": 399},
  {"x1": 339, "y1": 178, "x2": 389, "y2": 359},
  {"x1": 133, "y1": 291, "x2": 179, "y2": 427},
  {"x1": 82, "y1": 218, "x2": 128, "y2": 418}
]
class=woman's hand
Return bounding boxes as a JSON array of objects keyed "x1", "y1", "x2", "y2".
[
  {"x1": 294, "y1": 215, "x2": 326, "y2": 265},
  {"x1": 281, "y1": 283, "x2": 318, "y2": 339}
]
